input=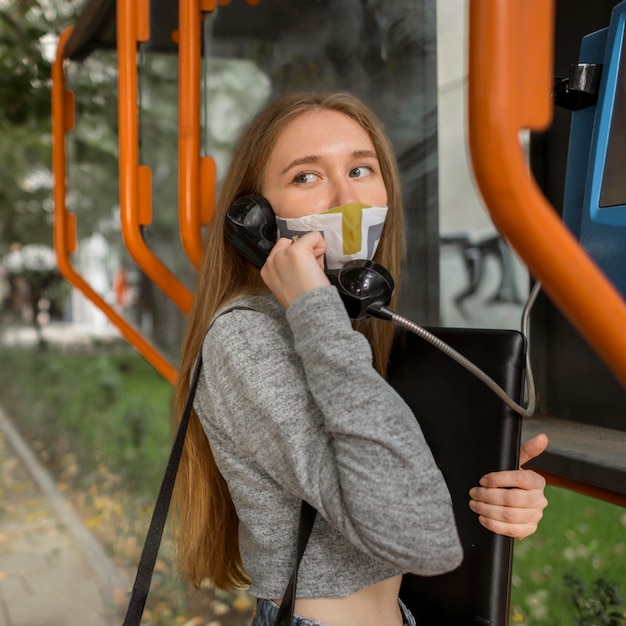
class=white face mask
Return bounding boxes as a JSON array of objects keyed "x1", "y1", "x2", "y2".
[{"x1": 275, "y1": 203, "x2": 388, "y2": 271}]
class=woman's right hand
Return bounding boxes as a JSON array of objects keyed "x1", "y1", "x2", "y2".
[{"x1": 261, "y1": 230, "x2": 330, "y2": 310}]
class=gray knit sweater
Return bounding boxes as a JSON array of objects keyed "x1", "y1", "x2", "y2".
[{"x1": 194, "y1": 286, "x2": 463, "y2": 600}]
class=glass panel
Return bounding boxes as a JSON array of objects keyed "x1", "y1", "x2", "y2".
[
  {"x1": 202, "y1": 0, "x2": 440, "y2": 322},
  {"x1": 65, "y1": 53, "x2": 135, "y2": 336},
  {"x1": 436, "y1": 0, "x2": 529, "y2": 330},
  {"x1": 136, "y1": 49, "x2": 192, "y2": 359},
  {"x1": 65, "y1": 49, "x2": 186, "y2": 359}
]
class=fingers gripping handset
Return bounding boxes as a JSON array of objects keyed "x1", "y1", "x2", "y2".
[{"x1": 225, "y1": 195, "x2": 395, "y2": 320}]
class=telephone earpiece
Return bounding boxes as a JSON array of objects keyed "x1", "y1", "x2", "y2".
[
  {"x1": 225, "y1": 195, "x2": 394, "y2": 320},
  {"x1": 225, "y1": 195, "x2": 277, "y2": 270}
]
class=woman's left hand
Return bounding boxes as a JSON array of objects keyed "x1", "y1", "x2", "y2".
[{"x1": 468, "y1": 433, "x2": 549, "y2": 539}]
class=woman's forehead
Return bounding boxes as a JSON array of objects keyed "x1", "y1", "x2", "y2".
[{"x1": 270, "y1": 109, "x2": 376, "y2": 161}]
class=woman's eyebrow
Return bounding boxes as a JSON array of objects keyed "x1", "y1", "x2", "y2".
[
  {"x1": 352, "y1": 149, "x2": 378, "y2": 160},
  {"x1": 281, "y1": 155, "x2": 319, "y2": 175},
  {"x1": 280, "y1": 149, "x2": 379, "y2": 175}
]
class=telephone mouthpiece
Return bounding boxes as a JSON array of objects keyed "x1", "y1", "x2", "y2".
[{"x1": 331, "y1": 260, "x2": 395, "y2": 320}]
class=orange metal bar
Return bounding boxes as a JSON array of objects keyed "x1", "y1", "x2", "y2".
[
  {"x1": 537, "y1": 471, "x2": 626, "y2": 509},
  {"x1": 178, "y1": 0, "x2": 217, "y2": 269},
  {"x1": 468, "y1": 0, "x2": 626, "y2": 388},
  {"x1": 51, "y1": 27, "x2": 177, "y2": 384},
  {"x1": 117, "y1": 0, "x2": 193, "y2": 312}
]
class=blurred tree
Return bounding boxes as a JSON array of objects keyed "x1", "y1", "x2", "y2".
[
  {"x1": 0, "y1": 1, "x2": 54, "y2": 125},
  {"x1": 0, "y1": 2, "x2": 75, "y2": 252},
  {"x1": 0, "y1": 0, "x2": 120, "y2": 253},
  {"x1": 0, "y1": 1, "x2": 57, "y2": 250}
]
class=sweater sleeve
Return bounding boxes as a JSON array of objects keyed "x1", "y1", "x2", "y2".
[{"x1": 198, "y1": 287, "x2": 463, "y2": 576}]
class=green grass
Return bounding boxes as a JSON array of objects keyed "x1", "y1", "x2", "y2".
[
  {"x1": 510, "y1": 486, "x2": 626, "y2": 625},
  {"x1": 1, "y1": 342, "x2": 624, "y2": 624}
]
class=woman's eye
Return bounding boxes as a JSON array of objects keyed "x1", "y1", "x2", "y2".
[
  {"x1": 349, "y1": 165, "x2": 373, "y2": 178},
  {"x1": 293, "y1": 172, "x2": 317, "y2": 184}
]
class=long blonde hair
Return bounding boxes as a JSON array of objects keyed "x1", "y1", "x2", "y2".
[{"x1": 172, "y1": 92, "x2": 405, "y2": 589}]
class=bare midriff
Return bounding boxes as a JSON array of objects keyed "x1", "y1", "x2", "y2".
[{"x1": 274, "y1": 574, "x2": 404, "y2": 626}]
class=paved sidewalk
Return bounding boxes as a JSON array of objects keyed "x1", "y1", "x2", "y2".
[{"x1": 0, "y1": 406, "x2": 130, "y2": 626}]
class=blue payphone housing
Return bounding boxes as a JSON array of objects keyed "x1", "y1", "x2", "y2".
[{"x1": 563, "y1": 0, "x2": 626, "y2": 295}]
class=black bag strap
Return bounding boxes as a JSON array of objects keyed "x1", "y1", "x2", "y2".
[
  {"x1": 275, "y1": 500, "x2": 317, "y2": 626},
  {"x1": 122, "y1": 350, "x2": 316, "y2": 626},
  {"x1": 122, "y1": 353, "x2": 204, "y2": 626}
]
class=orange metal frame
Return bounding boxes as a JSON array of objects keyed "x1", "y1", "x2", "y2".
[
  {"x1": 178, "y1": 0, "x2": 217, "y2": 269},
  {"x1": 51, "y1": 27, "x2": 178, "y2": 384},
  {"x1": 468, "y1": 0, "x2": 626, "y2": 389},
  {"x1": 537, "y1": 470, "x2": 626, "y2": 509},
  {"x1": 117, "y1": 0, "x2": 193, "y2": 312},
  {"x1": 177, "y1": 0, "x2": 259, "y2": 267}
]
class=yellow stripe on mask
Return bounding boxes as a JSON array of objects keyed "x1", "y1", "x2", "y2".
[{"x1": 323, "y1": 203, "x2": 369, "y2": 254}]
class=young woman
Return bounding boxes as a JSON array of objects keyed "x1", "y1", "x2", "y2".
[{"x1": 172, "y1": 92, "x2": 548, "y2": 626}]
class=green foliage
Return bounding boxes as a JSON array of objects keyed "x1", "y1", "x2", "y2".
[
  {"x1": 0, "y1": 1, "x2": 126, "y2": 252},
  {"x1": 0, "y1": 1, "x2": 75, "y2": 251},
  {"x1": 564, "y1": 571, "x2": 626, "y2": 626},
  {"x1": 0, "y1": 122, "x2": 54, "y2": 250},
  {"x1": 0, "y1": 344, "x2": 173, "y2": 494},
  {"x1": 510, "y1": 486, "x2": 626, "y2": 625},
  {"x1": 0, "y1": 3, "x2": 53, "y2": 125}
]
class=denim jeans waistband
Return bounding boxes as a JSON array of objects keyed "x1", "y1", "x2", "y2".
[{"x1": 251, "y1": 597, "x2": 417, "y2": 626}]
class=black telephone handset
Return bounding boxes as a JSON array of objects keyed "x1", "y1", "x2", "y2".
[{"x1": 225, "y1": 195, "x2": 395, "y2": 320}]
